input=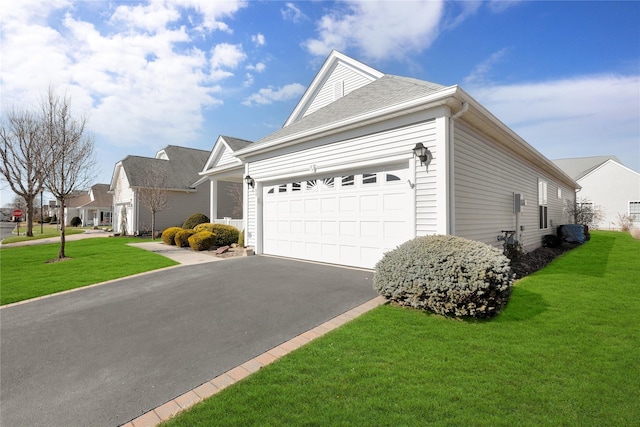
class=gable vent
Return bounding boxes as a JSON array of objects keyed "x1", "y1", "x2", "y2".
[{"x1": 333, "y1": 80, "x2": 344, "y2": 100}]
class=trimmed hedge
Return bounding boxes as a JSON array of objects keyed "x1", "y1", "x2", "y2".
[
  {"x1": 183, "y1": 213, "x2": 209, "y2": 230},
  {"x1": 161, "y1": 227, "x2": 183, "y2": 245},
  {"x1": 175, "y1": 229, "x2": 196, "y2": 247},
  {"x1": 70, "y1": 216, "x2": 82, "y2": 227},
  {"x1": 188, "y1": 231, "x2": 217, "y2": 251},
  {"x1": 374, "y1": 235, "x2": 514, "y2": 319},
  {"x1": 194, "y1": 223, "x2": 240, "y2": 247}
]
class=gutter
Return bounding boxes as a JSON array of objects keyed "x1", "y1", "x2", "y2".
[{"x1": 447, "y1": 102, "x2": 468, "y2": 235}]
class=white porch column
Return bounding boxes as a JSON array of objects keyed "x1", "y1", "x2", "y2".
[{"x1": 209, "y1": 178, "x2": 218, "y2": 221}]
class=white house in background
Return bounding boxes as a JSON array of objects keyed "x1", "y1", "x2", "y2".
[
  {"x1": 64, "y1": 183, "x2": 113, "y2": 226},
  {"x1": 553, "y1": 156, "x2": 640, "y2": 229},
  {"x1": 226, "y1": 51, "x2": 578, "y2": 269},
  {"x1": 195, "y1": 135, "x2": 252, "y2": 230},
  {"x1": 109, "y1": 145, "x2": 210, "y2": 235}
]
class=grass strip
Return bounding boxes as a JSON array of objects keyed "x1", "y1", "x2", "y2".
[
  {"x1": 163, "y1": 231, "x2": 639, "y2": 426},
  {"x1": 0, "y1": 237, "x2": 177, "y2": 305}
]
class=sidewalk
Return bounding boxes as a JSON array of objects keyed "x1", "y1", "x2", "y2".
[{"x1": 0, "y1": 228, "x2": 110, "y2": 248}]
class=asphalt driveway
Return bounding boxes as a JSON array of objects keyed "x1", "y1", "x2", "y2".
[{"x1": 1, "y1": 256, "x2": 377, "y2": 426}]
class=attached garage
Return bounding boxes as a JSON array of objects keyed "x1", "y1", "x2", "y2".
[
  {"x1": 263, "y1": 167, "x2": 412, "y2": 268},
  {"x1": 223, "y1": 51, "x2": 578, "y2": 270}
]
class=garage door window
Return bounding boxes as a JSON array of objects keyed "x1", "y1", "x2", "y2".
[
  {"x1": 362, "y1": 173, "x2": 377, "y2": 185},
  {"x1": 341, "y1": 175, "x2": 355, "y2": 186}
]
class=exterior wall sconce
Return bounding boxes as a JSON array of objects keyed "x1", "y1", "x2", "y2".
[
  {"x1": 244, "y1": 175, "x2": 255, "y2": 188},
  {"x1": 413, "y1": 143, "x2": 433, "y2": 170}
]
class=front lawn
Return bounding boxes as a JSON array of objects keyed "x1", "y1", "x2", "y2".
[
  {"x1": 0, "y1": 237, "x2": 178, "y2": 305},
  {"x1": 163, "y1": 231, "x2": 640, "y2": 426},
  {"x1": 1, "y1": 224, "x2": 85, "y2": 244}
]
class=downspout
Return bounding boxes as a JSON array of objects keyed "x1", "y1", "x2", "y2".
[{"x1": 448, "y1": 102, "x2": 468, "y2": 235}]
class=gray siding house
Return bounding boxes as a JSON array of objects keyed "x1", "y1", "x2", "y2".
[{"x1": 109, "y1": 145, "x2": 210, "y2": 235}]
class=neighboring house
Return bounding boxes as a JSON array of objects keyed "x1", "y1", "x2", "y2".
[
  {"x1": 553, "y1": 156, "x2": 640, "y2": 229},
  {"x1": 196, "y1": 135, "x2": 252, "y2": 229},
  {"x1": 64, "y1": 184, "x2": 113, "y2": 227},
  {"x1": 109, "y1": 145, "x2": 210, "y2": 235},
  {"x1": 224, "y1": 50, "x2": 578, "y2": 269}
]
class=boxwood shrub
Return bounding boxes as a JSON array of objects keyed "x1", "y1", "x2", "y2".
[
  {"x1": 188, "y1": 231, "x2": 217, "y2": 251},
  {"x1": 161, "y1": 227, "x2": 182, "y2": 245},
  {"x1": 373, "y1": 235, "x2": 514, "y2": 319},
  {"x1": 182, "y1": 213, "x2": 209, "y2": 230},
  {"x1": 175, "y1": 229, "x2": 196, "y2": 247},
  {"x1": 194, "y1": 223, "x2": 239, "y2": 247}
]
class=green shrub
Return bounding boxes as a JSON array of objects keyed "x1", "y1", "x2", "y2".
[
  {"x1": 212, "y1": 224, "x2": 239, "y2": 246},
  {"x1": 182, "y1": 213, "x2": 210, "y2": 230},
  {"x1": 193, "y1": 222, "x2": 215, "y2": 233},
  {"x1": 175, "y1": 229, "x2": 196, "y2": 247},
  {"x1": 161, "y1": 227, "x2": 183, "y2": 245},
  {"x1": 193, "y1": 223, "x2": 240, "y2": 246},
  {"x1": 238, "y1": 229, "x2": 245, "y2": 247},
  {"x1": 188, "y1": 231, "x2": 217, "y2": 251},
  {"x1": 373, "y1": 235, "x2": 514, "y2": 319},
  {"x1": 70, "y1": 216, "x2": 82, "y2": 227}
]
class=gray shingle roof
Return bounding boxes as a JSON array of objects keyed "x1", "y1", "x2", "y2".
[
  {"x1": 255, "y1": 74, "x2": 447, "y2": 145},
  {"x1": 552, "y1": 156, "x2": 621, "y2": 180},
  {"x1": 121, "y1": 145, "x2": 209, "y2": 189},
  {"x1": 221, "y1": 136, "x2": 253, "y2": 151}
]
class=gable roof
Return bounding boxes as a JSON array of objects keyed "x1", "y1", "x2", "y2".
[
  {"x1": 552, "y1": 156, "x2": 622, "y2": 180},
  {"x1": 284, "y1": 50, "x2": 385, "y2": 127},
  {"x1": 200, "y1": 135, "x2": 253, "y2": 174},
  {"x1": 253, "y1": 74, "x2": 447, "y2": 147},
  {"x1": 113, "y1": 145, "x2": 209, "y2": 191}
]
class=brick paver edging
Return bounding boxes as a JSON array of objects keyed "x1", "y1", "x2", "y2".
[{"x1": 122, "y1": 295, "x2": 387, "y2": 427}]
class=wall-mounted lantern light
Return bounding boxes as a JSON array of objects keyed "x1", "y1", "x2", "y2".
[
  {"x1": 412, "y1": 143, "x2": 433, "y2": 170},
  {"x1": 244, "y1": 175, "x2": 255, "y2": 188}
]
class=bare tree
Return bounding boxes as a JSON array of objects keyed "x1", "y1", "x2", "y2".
[
  {"x1": 564, "y1": 197, "x2": 605, "y2": 229},
  {"x1": 40, "y1": 88, "x2": 96, "y2": 259},
  {"x1": 0, "y1": 107, "x2": 46, "y2": 236},
  {"x1": 137, "y1": 168, "x2": 170, "y2": 239}
]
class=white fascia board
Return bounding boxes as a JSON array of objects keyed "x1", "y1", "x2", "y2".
[
  {"x1": 108, "y1": 162, "x2": 123, "y2": 192},
  {"x1": 198, "y1": 160, "x2": 244, "y2": 177},
  {"x1": 455, "y1": 88, "x2": 580, "y2": 191},
  {"x1": 236, "y1": 86, "x2": 459, "y2": 159}
]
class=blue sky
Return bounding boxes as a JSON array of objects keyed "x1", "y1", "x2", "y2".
[{"x1": 2, "y1": 0, "x2": 639, "y2": 205}]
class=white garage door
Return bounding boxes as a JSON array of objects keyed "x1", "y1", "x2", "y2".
[{"x1": 263, "y1": 167, "x2": 412, "y2": 269}]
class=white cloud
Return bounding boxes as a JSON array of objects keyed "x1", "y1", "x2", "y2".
[
  {"x1": 247, "y1": 62, "x2": 266, "y2": 73},
  {"x1": 304, "y1": 0, "x2": 444, "y2": 60},
  {"x1": 281, "y1": 2, "x2": 308, "y2": 23},
  {"x1": 0, "y1": 1, "x2": 244, "y2": 151},
  {"x1": 251, "y1": 33, "x2": 265, "y2": 46},
  {"x1": 243, "y1": 83, "x2": 305, "y2": 106},
  {"x1": 463, "y1": 48, "x2": 509, "y2": 85},
  {"x1": 470, "y1": 74, "x2": 640, "y2": 166}
]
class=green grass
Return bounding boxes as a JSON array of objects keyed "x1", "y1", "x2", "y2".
[
  {"x1": 163, "y1": 231, "x2": 640, "y2": 426},
  {"x1": 1, "y1": 224, "x2": 85, "y2": 244},
  {"x1": 0, "y1": 237, "x2": 178, "y2": 305}
]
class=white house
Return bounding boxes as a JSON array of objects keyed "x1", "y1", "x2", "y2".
[
  {"x1": 553, "y1": 156, "x2": 640, "y2": 229},
  {"x1": 109, "y1": 145, "x2": 210, "y2": 235},
  {"x1": 64, "y1": 183, "x2": 113, "y2": 227},
  {"x1": 205, "y1": 51, "x2": 578, "y2": 269}
]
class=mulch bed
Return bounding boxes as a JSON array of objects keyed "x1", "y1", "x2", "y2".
[{"x1": 508, "y1": 243, "x2": 580, "y2": 279}]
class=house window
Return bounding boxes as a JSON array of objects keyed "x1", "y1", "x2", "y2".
[
  {"x1": 557, "y1": 188, "x2": 562, "y2": 199},
  {"x1": 538, "y1": 180, "x2": 548, "y2": 229},
  {"x1": 630, "y1": 201, "x2": 640, "y2": 222}
]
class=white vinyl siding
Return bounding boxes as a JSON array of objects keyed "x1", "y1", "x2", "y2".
[
  {"x1": 217, "y1": 147, "x2": 238, "y2": 167},
  {"x1": 304, "y1": 63, "x2": 375, "y2": 117},
  {"x1": 453, "y1": 122, "x2": 574, "y2": 251}
]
